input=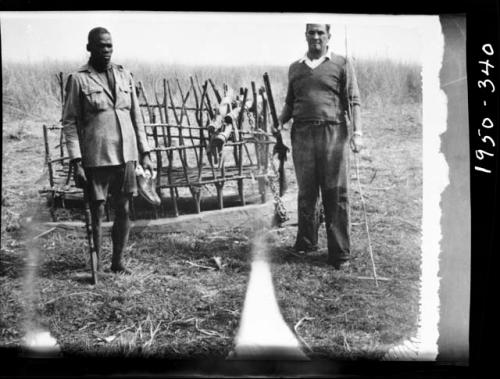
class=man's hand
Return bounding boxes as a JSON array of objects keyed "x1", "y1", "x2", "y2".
[
  {"x1": 141, "y1": 153, "x2": 154, "y2": 175},
  {"x1": 350, "y1": 132, "x2": 363, "y2": 153},
  {"x1": 278, "y1": 120, "x2": 289, "y2": 131},
  {"x1": 72, "y1": 159, "x2": 87, "y2": 188},
  {"x1": 273, "y1": 140, "x2": 290, "y2": 162},
  {"x1": 272, "y1": 120, "x2": 290, "y2": 161}
]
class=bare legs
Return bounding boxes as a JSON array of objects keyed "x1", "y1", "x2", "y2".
[{"x1": 90, "y1": 194, "x2": 132, "y2": 273}]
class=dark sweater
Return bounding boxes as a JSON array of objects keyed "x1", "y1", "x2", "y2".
[{"x1": 285, "y1": 54, "x2": 361, "y2": 123}]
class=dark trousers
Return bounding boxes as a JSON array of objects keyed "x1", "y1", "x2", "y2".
[{"x1": 291, "y1": 122, "x2": 350, "y2": 263}]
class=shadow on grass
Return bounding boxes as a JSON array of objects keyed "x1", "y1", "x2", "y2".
[
  {"x1": 0, "y1": 251, "x2": 25, "y2": 279},
  {"x1": 67, "y1": 271, "x2": 105, "y2": 285},
  {"x1": 126, "y1": 232, "x2": 253, "y2": 273},
  {"x1": 38, "y1": 259, "x2": 86, "y2": 278},
  {"x1": 269, "y1": 245, "x2": 331, "y2": 268}
]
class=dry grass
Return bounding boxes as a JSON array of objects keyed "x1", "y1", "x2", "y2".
[
  {"x1": 1, "y1": 99, "x2": 422, "y2": 359},
  {"x1": 2, "y1": 59, "x2": 422, "y2": 359},
  {"x1": 2, "y1": 59, "x2": 421, "y2": 122},
  {"x1": 269, "y1": 102, "x2": 422, "y2": 359}
]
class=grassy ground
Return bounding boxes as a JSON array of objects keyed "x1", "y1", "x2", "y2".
[{"x1": 1, "y1": 99, "x2": 422, "y2": 359}]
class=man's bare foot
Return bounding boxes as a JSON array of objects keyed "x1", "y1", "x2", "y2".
[{"x1": 110, "y1": 263, "x2": 132, "y2": 275}]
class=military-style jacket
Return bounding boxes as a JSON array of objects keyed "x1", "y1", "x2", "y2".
[{"x1": 62, "y1": 62, "x2": 150, "y2": 167}]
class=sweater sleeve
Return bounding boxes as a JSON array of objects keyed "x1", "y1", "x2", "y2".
[{"x1": 284, "y1": 63, "x2": 295, "y2": 110}]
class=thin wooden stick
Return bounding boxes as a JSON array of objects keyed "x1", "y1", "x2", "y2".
[
  {"x1": 209, "y1": 78, "x2": 222, "y2": 103},
  {"x1": 190, "y1": 78, "x2": 207, "y2": 183},
  {"x1": 260, "y1": 87, "x2": 270, "y2": 171},
  {"x1": 351, "y1": 275, "x2": 391, "y2": 282},
  {"x1": 185, "y1": 261, "x2": 215, "y2": 270},
  {"x1": 177, "y1": 79, "x2": 199, "y2": 164},
  {"x1": 43, "y1": 125, "x2": 55, "y2": 189},
  {"x1": 143, "y1": 123, "x2": 273, "y2": 136},
  {"x1": 32, "y1": 227, "x2": 57, "y2": 240},
  {"x1": 154, "y1": 80, "x2": 169, "y2": 151},
  {"x1": 161, "y1": 79, "x2": 177, "y2": 217},
  {"x1": 294, "y1": 317, "x2": 314, "y2": 353},
  {"x1": 199, "y1": 81, "x2": 217, "y2": 181},
  {"x1": 152, "y1": 86, "x2": 165, "y2": 216},
  {"x1": 139, "y1": 81, "x2": 154, "y2": 123},
  {"x1": 167, "y1": 80, "x2": 189, "y2": 170},
  {"x1": 196, "y1": 76, "x2": 214, "y2": 119},
  {"x1": 168, "y1": 81, "x2": 200, "y2": 210},
  {"x1": 355, "y1": 153, "x2": 379, "y2": 287},
  {"x1": 45, "y1": 291, "x2": 102, "y2": 305},
  {"x1": 251, "y1": 82, "x2": 261, "y2": 173},
  {"x1": 190, "y1": 76, "x2": 200, "y2": 125},
  {"x1": 237, "y1": 89, "x2": 248, "y2": 206}
]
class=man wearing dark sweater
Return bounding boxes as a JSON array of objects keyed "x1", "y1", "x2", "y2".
[{"x1": 279, "y1": 24, "x2": 362, "y2": 269}]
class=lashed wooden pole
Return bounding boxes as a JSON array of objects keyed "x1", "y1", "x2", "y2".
[
  {"x1": 259, "y1": 87, "x2": 269, "y2": 203},
  {"x1": 200, "y1": 81, "x2": 217, "y2": 182},
  {"x1": 154, "y1": 80, "x2": 169, "y2": 150},
  {"x1": 209, "y1": 78, "x2": 222, "y2": 104},
  {"x1": 168, "y1": 80, "x2": 200, "y2": 213},
  {"x1": 190, "y1": 78, "x2": 206, "y2": 183},
  {"x1": 251, "y1": 81, "x2": 261, "y2": 173},
  {"x1": 236, "y1": 88, "x2": 248, "y2": 206},
  {"x1": 163, "y1": 79, "x2": 178, "y2": 217},
  {"x1": 176, "y1": 79, "x2": 199, "y2": 164}
]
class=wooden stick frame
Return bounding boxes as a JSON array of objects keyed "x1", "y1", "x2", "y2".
[{"x1": 41, "y1": 73, "x2": 280, "y2": 221}]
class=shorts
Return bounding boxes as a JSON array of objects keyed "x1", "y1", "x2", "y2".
[{"x1": 84, "y1": 161, "x2": 137, "y2": 202}]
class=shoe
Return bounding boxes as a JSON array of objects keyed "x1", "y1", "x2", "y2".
[
  {"x1": 136, "y1": 167, "x2": 161, "y2": 206},
  {"x1": 327, "y1": 258, "x2": 350, "y2": 270},
  {"x1": 294, "y1": 250, "x2": 308, "y2": 257},
  {"x1": 293, "y1": 244, "x2": 319, "y2": 253},
  {"x1": 286, "y1": 247, "x2": 306, "y2": 258}
]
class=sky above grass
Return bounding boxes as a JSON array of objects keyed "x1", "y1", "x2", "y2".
[{"x1": 0, "y1": 12, "x2": 434, "y2": 65}]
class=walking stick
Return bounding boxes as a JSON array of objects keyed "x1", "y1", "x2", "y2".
[
  {"x1": 63, "y1": 74, "x2": 99, "y2": 284},
  {"x1": 345, "y1": 26, "x2": 379, "y2": 287},
  {"x1": 83, "y1": 183, "x2": 99, "y2": 285}
]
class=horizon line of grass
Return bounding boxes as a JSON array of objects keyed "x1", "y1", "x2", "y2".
[
  {"x1": 2, "y1": 55, "x2": 421, "y2": 67},
  {"x1": 3, "y1": 58, "x2": 422, "y2": 122}
]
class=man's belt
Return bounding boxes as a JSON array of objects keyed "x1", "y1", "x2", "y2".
[{"x1": 293, "y1": 119, "x2": 343, "y2": 126}]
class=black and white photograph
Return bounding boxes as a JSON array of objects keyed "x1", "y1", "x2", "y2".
[{"x1": 0, "y1": 8, "x2": 485, "y2": 376}]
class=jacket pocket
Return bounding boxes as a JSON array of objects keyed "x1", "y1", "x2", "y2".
[
  {"x1": 82, "y1": 86, "x2": 108, "y2": 112},
  {"x1": 117, "y1": 84, "x2": 132, "y2": 109}
]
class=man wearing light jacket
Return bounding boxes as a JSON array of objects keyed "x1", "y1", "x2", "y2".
[
  {"x1": 280, "y1": 23, "x2": 363, "y2": 269},
  {"x1": 63, "y1": 27, "x2": 153, "y2": 274}
]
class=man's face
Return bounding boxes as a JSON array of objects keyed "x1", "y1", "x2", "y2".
[
  {"x1": 88, "y1": 32, "x2": 113, "y2": 66},
  {"x1": 306, "y1": 24, "x2": 330, "y2": 55}
]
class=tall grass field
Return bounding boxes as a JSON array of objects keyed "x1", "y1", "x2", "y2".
[{"x1": 2, "y1": 58, "x2": 421, "y2": 122}]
